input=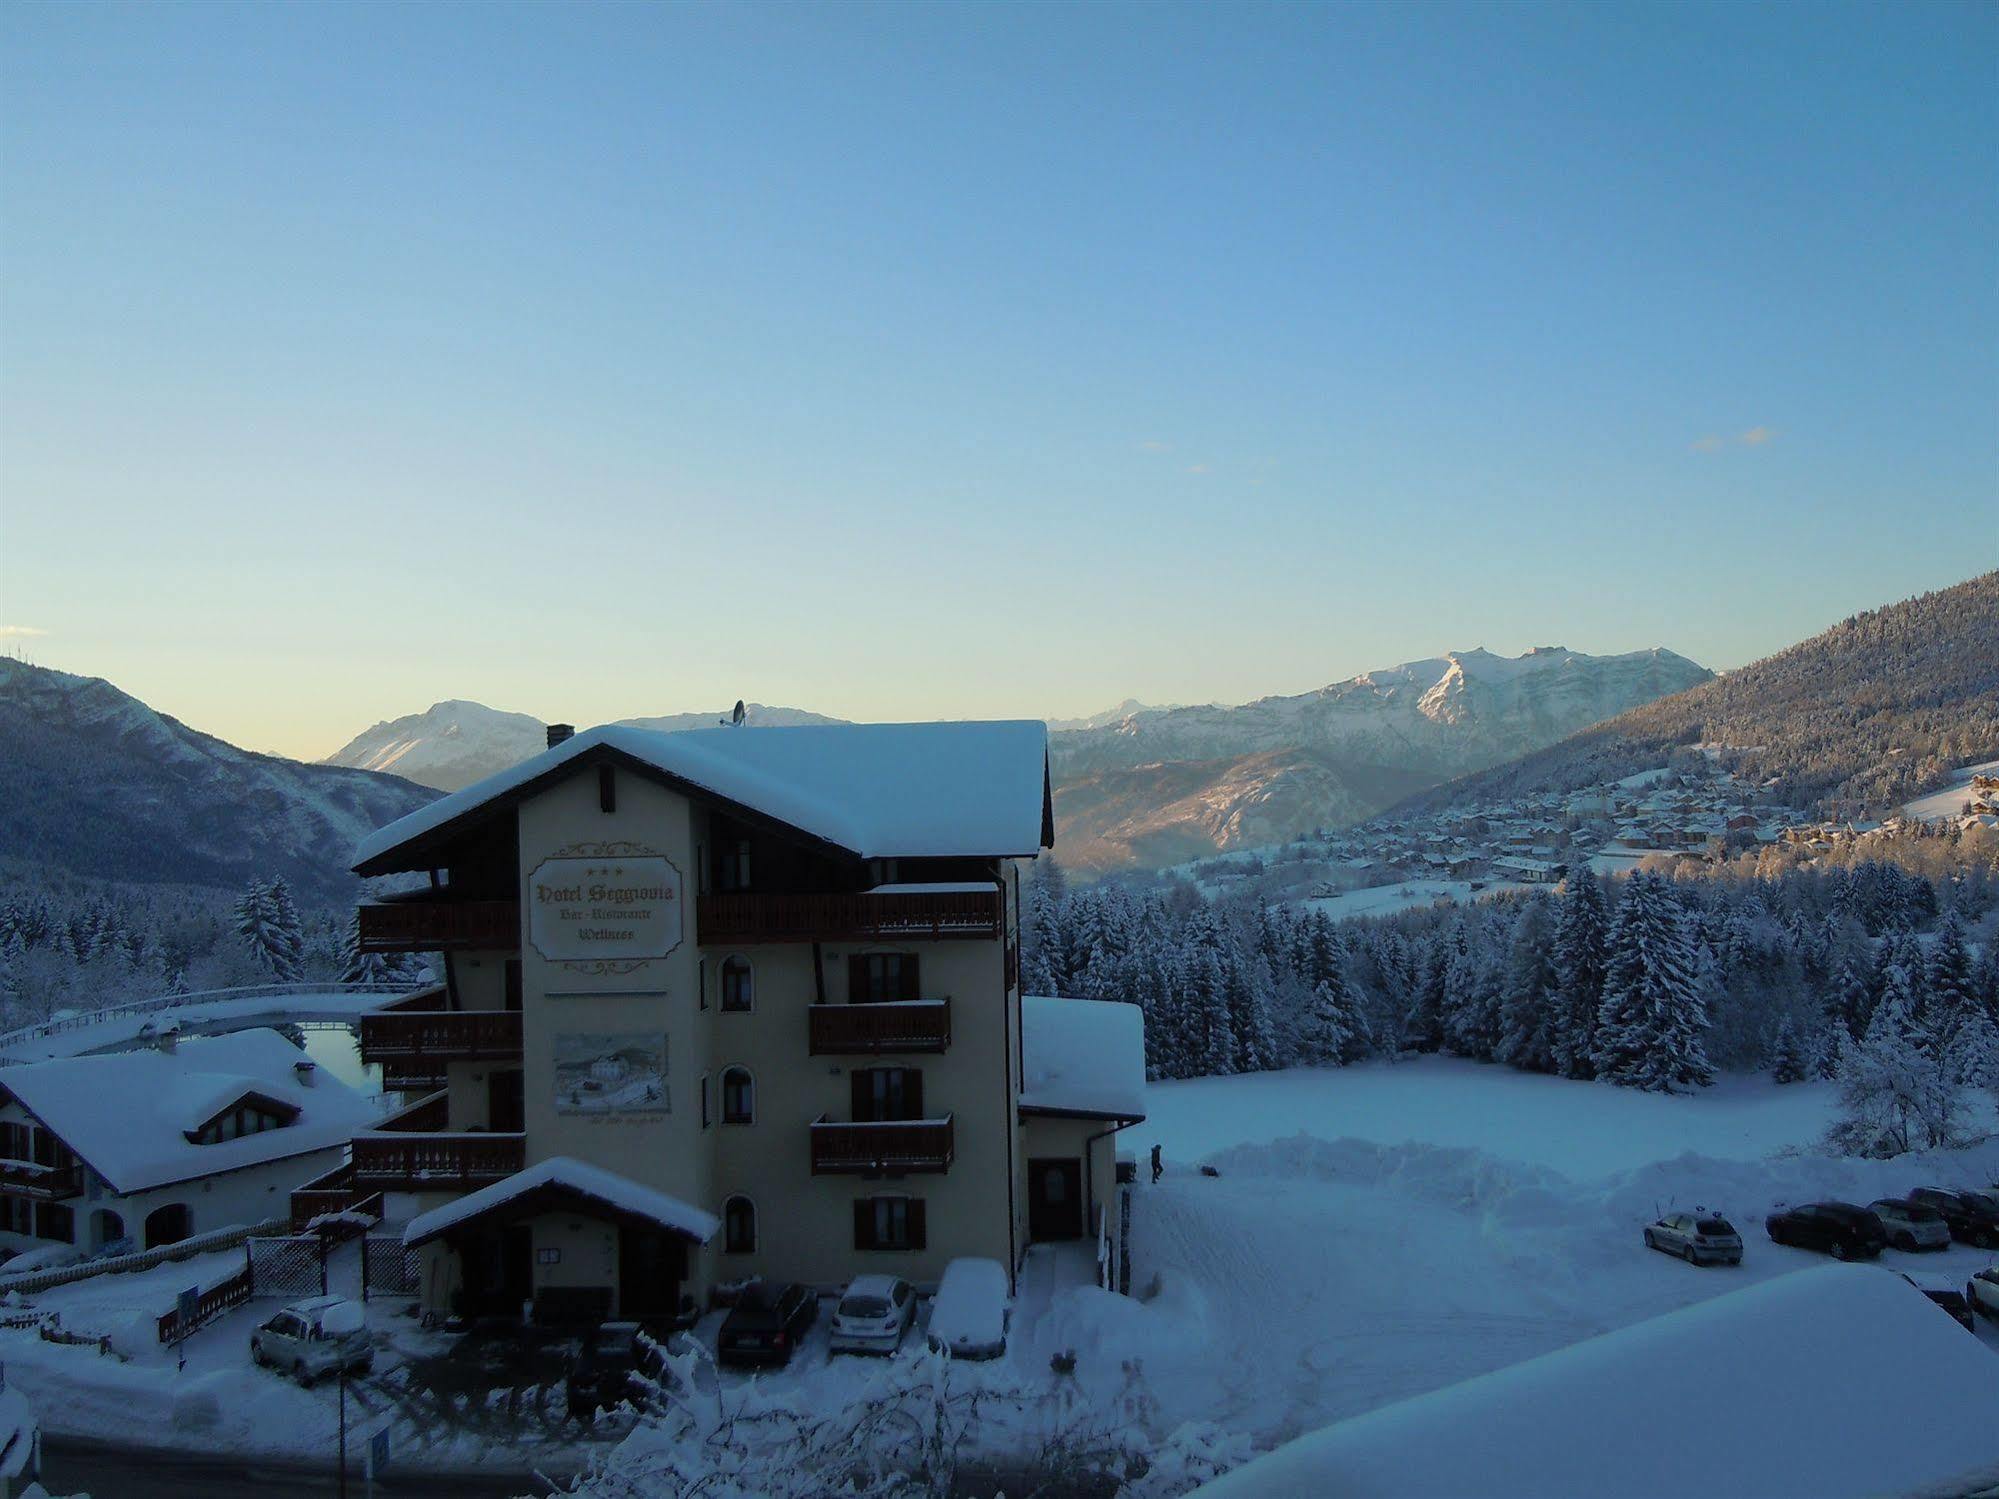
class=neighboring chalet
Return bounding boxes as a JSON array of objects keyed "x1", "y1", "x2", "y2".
[
  {"x1": 0, "y1": 1030, "x2": 378, "y2": 1256},
  {"x1": 340, "y1": 720, "x2": 1144, "y2": 1327}
]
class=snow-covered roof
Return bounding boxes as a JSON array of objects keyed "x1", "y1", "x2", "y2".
[
  {"x1": 402, "y1": 1156, "x2": 719, "y2": 1248},
  {"x1": 1195, "y1": 1265, "x2": 1999, "y2": 1499},
  {"x1": 0, "y1": 1029, "x2": 378, "y2": 1195},
  {"x1": 355, "y1": 720, "x2": 1050, "y2": 871},
  {"x1": 1020, "y1": 996, "x2": 1146, "y2": 1121}
]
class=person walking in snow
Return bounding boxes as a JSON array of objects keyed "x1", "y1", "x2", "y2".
[{"x1": 1150, "y1": 1143, "x2": 1163, "y2": 1184}]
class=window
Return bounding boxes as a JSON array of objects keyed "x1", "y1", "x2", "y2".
[
  {"x1": 191, "y1": 1100, "x2": 294, "y2": 1146},
  {"x1": 723, "y1": 1196, "x2": 756, "y2": 1254},
  {"x1": 35, "y1": 1201, "x2": 73, "y2": 1244},
  {"x1": 850, "y1": 952, "x2": 919, "y2": 1003},
  {"x1": 851, "y1": 1068, "x2": 923, "y2": 1123},
  {"x1": 700, "y1": 1073, "x2": 711, "y2": 1129},
  {"x1": 852, "y1": 1196, "x2": 926, "y2": 1251},
  {"x1": 721, "y1": 1067, "x2": 754, "y2": 1125},
  {"x1": 720, "y1": 957, "x2": 753, "y2": 1013},
  {"x1": 718, "y1": 841, "x2": 753, "y2": 893}
]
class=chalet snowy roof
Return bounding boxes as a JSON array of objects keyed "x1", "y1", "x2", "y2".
[
  {"x1": 402, "y1": 1157, "x2": 719, "y2": 1248},
  {"x1": 1020, "y1": 996, "x2": 1147, "y2": 1121},
  {"x1": 355, "y1": 720, "x2": 1051, "y2": 872},
  {"x1": 0, "y1": 1029, "x2": 380, "y2": 1196}
]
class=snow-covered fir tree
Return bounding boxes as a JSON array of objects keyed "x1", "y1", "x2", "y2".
[{"x1": 1591, "y1": 875, "x2": 1713, "y2": 1092}]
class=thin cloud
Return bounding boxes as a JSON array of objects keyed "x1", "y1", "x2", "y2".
[
  {"x1": 1691, "y1": 435, "x2": 1725, "y2": 452},
  {"x1": 1738, "y1": 426, "x2": 1775, "y2": 446},
  {"x1": 1691, "y1": 428, "x2": 1776, "y2": 453},
  {"x1": 1138, "y1": 440, "x2": 1173, "y2": 453},
  {"x1": 1185, "y1": 463, "x2": 1211, "y2": 475},
  {"x1": 0, "y1": 625, "x2": 48, "y2": 641}
]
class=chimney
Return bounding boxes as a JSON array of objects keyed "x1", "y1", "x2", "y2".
[
  {"x1": 547, "y1": 723, "x2": 575, "y2": 749},
  {"x1": 293, "y1": 1059, "x2": 318, "y2": 1088}
]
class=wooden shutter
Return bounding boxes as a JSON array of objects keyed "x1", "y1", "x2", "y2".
[
  {"x1": 906, "y1": 1198, "x2": 927, "y2": 1251},
  {"x1": 851, "y1": 1069, "x2": 872, "y2": 1122},
  {"x1": 905, "y1": 1069, "x2": 923, "y2": 1122},
  {"x1": 853, "y1": 1199, "x2": 875, "y2": 1250},
  {"x1": 900, "y1": 955, "x2": 921, "y2": 1000}
]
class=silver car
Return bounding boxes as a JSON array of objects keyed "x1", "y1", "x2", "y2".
[
  {"x1": 1644, "y1": 1212, "x2": 1743, "y2": 1266},
  {"x1": 828, "y1": 1274, "x2": 916, "y2": 1355},
  {"x1": 250, "y1": 1296, "x2": 372, "y2": 1383},
  {"x1": 1870, "y1": 1198, "x2": 1951, "y2": 1252}
]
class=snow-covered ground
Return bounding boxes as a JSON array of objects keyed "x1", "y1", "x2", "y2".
[
  {"x1": 1298, "y1": 878, "x2": 1527, "y2": 923},
  {"x1": 1903, "y1": 757, "x2": 1999, "y2": 822}
]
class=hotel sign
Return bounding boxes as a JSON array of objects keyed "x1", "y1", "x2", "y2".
[{"x1": 528, "y1": 854, "x2": 683, "y2": 964}]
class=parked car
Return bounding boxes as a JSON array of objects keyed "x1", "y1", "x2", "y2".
[
  {"x1": 566, "y1": 1321, "x2": 669, "y2": 1421},
  {"x1": 716, "y1": 1281, "x2": 817, "y2": 1369},
  {"x1": 928, "y1": 1258, "x2": 1010, "y2": 1360},
  {"x1": 1643, "y1": 1212, "x2": 1743, "y2": 1266},
  {"x1": 1764, "y1": 1202, "x2": 1887, "y2": 1260},
  {"x1": 1896, "y1": 1272, "x2": 1977, "y2": 1333},
  {"x1": 829, "y1": 1274, "x2": 917, "y2": 1356},
  {"x1": 1966, "y1": 1267, "x2": 1999, "y2": 1322},
  {"x1": 250, "y1": 1296, "x2": 371, "y2": 1383},
  {"x1": 1908, "y1": 1187, "x2": 1999, "y2": 1248},
  {"x1": 1869, "y1": 1198, "x2": 1951, "y2": 1252}
]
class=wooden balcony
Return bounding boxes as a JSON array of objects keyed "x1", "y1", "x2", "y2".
[
  {"x1": 0, "y1": 1159, "x2": 83, "y2": 1200},
  {"x1": 359, "y1": 1009, "x2": 523, "y2": 1068},
  {"x1": 351, "y1": 1132, "x2": 526, "y2": 1193},
  {"x1": 809, "y1": 1000, "x2": 951, "y2": 1055},
  {"x1": 378, "y1": 1062, "x2": 449, "y2": 1093},
  {"x1": 356, "y1": 899, "x2": 520, "y2": 954},
  {"x1": 699, "y1": 887, "x2": 1001, "y2": 945},
  {"x1": 809, "y1": 1113, "x2": 954, "y2": 1175}
]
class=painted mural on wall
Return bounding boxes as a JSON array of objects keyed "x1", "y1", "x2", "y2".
[
  {"x1": 529, "y1": 842, "x2": 684, "y2": 975},
  {"x1": 554, "y1": 1032, "x2": 670, "y2": 1115}
]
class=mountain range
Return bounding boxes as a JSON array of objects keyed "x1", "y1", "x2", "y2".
[
  {"x1": 0, "y1": 659, "x2": 435, "y2": 906},
  {"x1": 319, "y1": 646, "x2": 1711, "y2": 873}
]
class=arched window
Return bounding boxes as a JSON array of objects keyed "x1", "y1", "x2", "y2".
[
  {"x1": 144, "y1": 1203, "x2": 191, "y2": 1250},
  {"x1": 723, "y1": 1195, "x2": 756, "y2": 1254},
  {"x1": 720, "y1": 956, "x2": 753, "y2": 1012},
  {"x1": 720, "y1": 1067, "x2": 754, "y2": 1124}
]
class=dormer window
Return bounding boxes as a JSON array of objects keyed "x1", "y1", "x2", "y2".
[{"x1": 186, "y1": 1094, "x2": 300, "y2": 1146}]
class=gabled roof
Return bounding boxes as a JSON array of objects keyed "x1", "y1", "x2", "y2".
[
  {"x1": 402, "y1": 1157, "x2": 719, "y2": 1248},
  {"x1": 0, "y1": 1030, "x2": 379, "y2": 1195},
  {"x1": 355, "y1": 720, "x2": 1052, "y2": 874},
  {"x1": 1019, "y1": 996, "x2": 1147, "y2": 1121}
]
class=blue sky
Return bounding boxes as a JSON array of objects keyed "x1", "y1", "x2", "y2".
[{"x1": 2, "y1": 1, "x2": 1994, "y2": 759}]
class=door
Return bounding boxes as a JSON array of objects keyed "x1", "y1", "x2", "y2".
[
  {"x1": 1028, "y1": 1157, "x2": 1084, "y2": 1242},
  {"x1": 461, "y1": 1224, "x2": 534, "y2": 1318},
  {"x1": 618, "y1": 1226, "x2": 686, "y2": 1323},
  {"x1": 488, "y1": 1068, "x2": 525, "y2": 1133}
]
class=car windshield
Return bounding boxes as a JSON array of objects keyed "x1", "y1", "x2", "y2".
[
  {"x1": 1695, "y1": 1219, "x2": 1732, "y2": 1235},
  {"x1": 840, "y1": 1295, "x2": 891, "y2": 1319},
  {"x1": 1905, "y1": 1205, "x2": 1942, "y2": 1222},
  {"x1": 736, "y1": 1284, "x2": 780, "y2": 1312}
]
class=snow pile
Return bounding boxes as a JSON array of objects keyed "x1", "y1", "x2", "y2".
[
  {"x1": 927, "y1": 1258, "x2": 1010, "y2": 1358},
  {"x1": 1196, "y1": 1265, "x2": 1999, "y2": 1499},
  {"x1": 1022, "y1": 996, "x2": 1148, "y2": 1119}
]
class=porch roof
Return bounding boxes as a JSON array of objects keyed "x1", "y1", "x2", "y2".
[{"x1": 402, "y1": 1156, "x2": 719, "y2": 1249}]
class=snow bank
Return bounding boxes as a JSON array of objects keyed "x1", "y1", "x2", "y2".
[{"x1": 1196, "y1": 1265, "x2": 1999, "y2": 1499}]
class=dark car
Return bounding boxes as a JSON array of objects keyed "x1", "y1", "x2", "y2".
[
  {"x1": 566, "y1": 1322, "x2": 669, "y2": 1421},
  {"x1": 1765, "y1": 1202, "x2": 1887, "y2": 1260},
  {"x1": 1908, "y1": 1187, "x2": 1999, "y2": 1248},
  {"x1": 716, "y1": 1281, "x2": 818, "y2": 1369},
  {"x1": 1897, "y1": 1273, "x2": 1977, "y2": 1334}
]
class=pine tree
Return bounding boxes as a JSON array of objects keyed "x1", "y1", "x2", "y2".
[
  {"x1": 1829, "y1": 989, "x2": 1968, "y2": 1158},
  {"x1": 1550, "y1": 874, "x2": 1610, "y2": 1079},
  {"x1": 1591, "y1": 875, "x2": 1713, "y2": 1092},
  {"x1": 1769, "y1": 1016, "x2": 1806, "y2": 1084},
  {"x1": 1495, "y1": 897, "x2": 1559, "y2": 1072},
  {"x1": 1403, "y1": 938, "x2": 1449, "y2": 1054}
]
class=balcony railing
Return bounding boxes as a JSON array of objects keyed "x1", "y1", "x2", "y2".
[
  {"x1": 378, "y1": 1062, "x2": 449, "y2": 1093},
  {"x1": 350, "y1": 1132, "x2": 526, "y2": 1193},
  {"x1": 0, "y1": 1159, "x2": 84, "y2": 1200},
  {"x1": 699, "y1": 888, "x2": 1000, "y2": 946},
  {"x1": 809, "y1": 1114, "x2": 955, "y2": 1175},
  {"x1": 356, "y1": 900, "x2": 520, "y2": 954},
  {"x1": 359, "y1": 1009, "x2": 523, "y2": 1067},
  {"x1": 809, "y1": 1000, "x2": 952, "y2": 1055}
]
